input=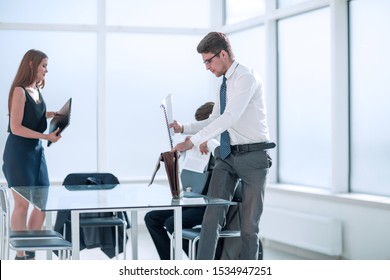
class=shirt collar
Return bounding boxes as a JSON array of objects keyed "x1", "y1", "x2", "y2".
[{"x1": 225, "y1": 60, "x2": 239, "y2": 80}]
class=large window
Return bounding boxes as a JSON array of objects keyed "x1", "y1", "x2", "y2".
[
  {"x1": 105, "y1": 33, "x2": 210, "y2": 179},
  {"x1": 228, "y1": 26, "x2": 266, "y2": 81},
  {"x1": 0, "y1": 0, "x2": 97, "y2": 24},
  {"x1": 349, "y1": 0, "x2": 390, "y2": 196},
  {"x1": 0, "y1": 0, "x2": 211, "y2": 182},
  {"x1": 225, "y1": 0, "x2": 266, "y2": 25},
  {"x1": 0, "y1": 30, "x2": 98, "y2": 180},
  {"x1": 277, "y1": 0, "x2": 311, "y2": 9},
  {"x1": 278, "y1": 8, "x2": 331, "y2": 188},
  {"x1": 106, "y1": 0, "x2": 210, "y2": 28}
]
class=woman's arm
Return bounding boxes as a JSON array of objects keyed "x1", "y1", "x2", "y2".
[{"x1": 10, "y1": 87, "x2": 61, "y2": 143}]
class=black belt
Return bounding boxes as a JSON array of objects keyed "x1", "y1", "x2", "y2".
[{"x1": 230, "y1": 142, "x2": 276, "y2": 152}]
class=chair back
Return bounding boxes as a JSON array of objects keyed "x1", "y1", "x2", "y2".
[
  {"x1": 180, "y1": 169, "x2": 212, "y2": 195},
  {"x1": 0, "y1": 185, "x2": 10, "y2": 224},
  {"x1": 0, "y1": 186, "x2": 7, "y2": 214},
  {"x1": 63, "y1": 173, "x2": 120, "y2": 185},
  {"x1": 0, "y1": 186, "x2": 10, "y2": 259},
  {"x1": 56, "y1": 173, "x2": 128, "y2": 259}
]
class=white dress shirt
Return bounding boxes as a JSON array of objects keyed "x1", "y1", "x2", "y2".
[{"x1": 184, "y1": 61, "x2": 270, "y2": 148}]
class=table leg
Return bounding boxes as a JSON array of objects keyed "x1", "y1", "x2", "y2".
[
  {"x1": 173, "y1": 207, "x2": 183, "y2": 260},
  {"x1": 45, "y1": 212, "x2": 52, "y2": 260},
  {"x1": 71, "y1": 211, "x2": 80, "y2": 260},
  {"x1": 130, "y1": 211, "x2": 138, "y2": 259}
]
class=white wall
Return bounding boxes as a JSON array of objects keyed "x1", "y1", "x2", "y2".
[{"x1": 263, "y1": 184, "x2": 390, "y2": 259}]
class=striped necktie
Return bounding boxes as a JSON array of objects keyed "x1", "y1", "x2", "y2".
[{"x1": 219, "y1": 75, "x2": 231, "y2": 159}]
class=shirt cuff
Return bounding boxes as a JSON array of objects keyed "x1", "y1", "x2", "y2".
[
  {"x1": 189, "y1": 133, "x2": 202, "y2": 147},
  {"x1": 207, "y1": 139, "x2": 220, "y2": 155}
]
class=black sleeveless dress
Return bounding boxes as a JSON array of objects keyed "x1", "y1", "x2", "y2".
[{"x1": 2, "y1": 87, "x2": 50, "y2": 188}]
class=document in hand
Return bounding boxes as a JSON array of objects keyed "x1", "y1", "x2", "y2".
[
  {"x1": 161, "y1": 94, "x2": 174, "y2": 149},
  {"x1": 181, "y1": 139, "x2": 220, "y2": 173},
  {"x1": 181, "y1": 146, "x2": 211, "y2": 173},
  {"x1": 47, "y1": 98, "x2": 72, "y2": 147}
]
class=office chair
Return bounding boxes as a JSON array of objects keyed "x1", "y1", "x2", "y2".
[
  {"x1": 58, "y1": 173, "x2": 128, "y2": 259},
  {"x1": 174, "y1": 179, "x2": 263, "y2": 260},
  {"x1": 0, "y1": 185, "x2": 72, "y2": 260},
  {"x1": 180, "y1": 179, "x2": 242, "y2": 260},
  {"x1": 166, "y1": 167, "x2": 212, "y2": 259},
  {"x1": 180, "y1": 168, "x2": 212, "y2": 194}
]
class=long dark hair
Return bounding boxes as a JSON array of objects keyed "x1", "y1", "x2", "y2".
[{"x1": 8, "y1": 49, "x2": 48, "y2": 113}]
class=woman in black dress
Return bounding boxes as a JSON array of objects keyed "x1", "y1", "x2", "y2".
[{"x1": 2, "y1": 49, "x2": 61, "y2": 259}]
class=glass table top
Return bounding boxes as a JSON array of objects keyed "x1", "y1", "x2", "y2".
[{"x1": 11, "y1": 183, "x2": 233, "y2": 211}]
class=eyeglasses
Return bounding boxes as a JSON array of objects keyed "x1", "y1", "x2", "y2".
[{"x1": 203, "y1": 51, "x2": 221, "y2": 65}]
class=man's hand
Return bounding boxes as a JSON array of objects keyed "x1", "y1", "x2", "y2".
[
  {"x1": 169, "y1": 120, "x2": 183, "y2": 133},
  {"x1": 199, "y1": 141, "x2": 209, "y2": 155},
  {"x1": 172, "y1": 138, "x2": 194, "y2": 152}
]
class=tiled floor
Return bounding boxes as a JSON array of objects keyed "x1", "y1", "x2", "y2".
[{"x1": 9, "y1": 224, "x2": 303, "y2": 260}]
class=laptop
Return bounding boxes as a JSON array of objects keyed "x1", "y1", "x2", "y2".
[{"x1": 47, "y1": 98, "x2": 72, "y2": 147}]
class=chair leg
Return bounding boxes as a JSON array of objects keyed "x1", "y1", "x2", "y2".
[
  {"x1": 0, "y1": 219, "x2": 4, "y2": 259},
  {"x1": 188, "y1": 240, "x2": 193, "y2": 260},
  {"x1": 115, "y1": 225, "x2": 119, "y2": 259},
  {"x1": 169, "y1": 232, "x2": 175, "y2": 260},
  {"x1": 0, "y1": 227, "x2": 4, "y2": 259},
  {"x1": 61, "y1": 249, "x2": 71, "y2": 260},
  {"x1": 122, "y1": 222, "x2": 127, "y2": 260},
  {"x1": 4, "y1": 235, "x2": 10, "y2": 260},
  {"x1": 63, "y1": 222, "x2": 67, "y2": 240},
  {"x1": 191, "y1": 237, "x2": 200, "y2": 260}
]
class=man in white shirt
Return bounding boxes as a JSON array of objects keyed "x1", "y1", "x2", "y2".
[{"x1": 171, "y1": 32, "x2": 273, "y2": 260}]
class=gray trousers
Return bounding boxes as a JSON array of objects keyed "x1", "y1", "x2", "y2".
[{"x1": 196, "y1": 147, "x2": 269, "y2": 260}]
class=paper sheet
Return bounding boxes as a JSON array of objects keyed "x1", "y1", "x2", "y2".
[
  {"x1": 181, "y1": 139, "x2": 219, "y2": 173},
  {"x1": 181, "y1": 147, "x2": 210, "y2": 173}
]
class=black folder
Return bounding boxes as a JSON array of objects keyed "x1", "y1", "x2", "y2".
[{"x1": 47, "y1": 98, "x2": 72, "y2": 147}]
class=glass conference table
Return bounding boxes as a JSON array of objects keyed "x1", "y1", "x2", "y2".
[{"x1": 11, "y1": 183, "x2": 233, "y2": 260}]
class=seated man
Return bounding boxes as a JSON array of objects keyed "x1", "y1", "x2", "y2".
[{"x1": 144, "y1": 102, "x2": 215, "y2": 260}]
